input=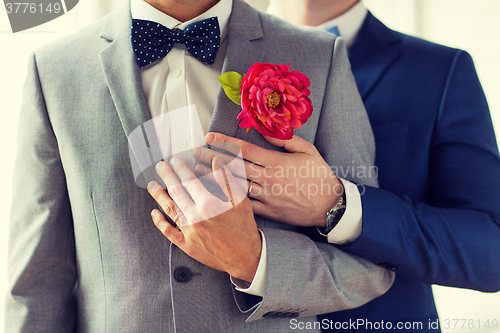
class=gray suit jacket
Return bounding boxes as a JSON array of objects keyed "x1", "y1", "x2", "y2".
[{"x1": 6, "y1": 1, "x2": 394, "y2": 332}]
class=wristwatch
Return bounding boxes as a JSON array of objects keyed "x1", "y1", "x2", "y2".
[{"x1": 317, "y1": 190, "x2": 347, "y2": 237}]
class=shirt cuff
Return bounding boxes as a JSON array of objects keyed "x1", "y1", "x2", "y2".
[
  {"x1": 230, "y1": 229, "x2": 267, "y2": 297},
  {"x1": 327, "y1": 178, "x2": 363, "y2": 245}
]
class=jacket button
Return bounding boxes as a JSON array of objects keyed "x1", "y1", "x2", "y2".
[
  {"x1": 263, "y1": 311, "x2": 276, "y2": 319},
  {"x1": 174, "y1": 267, "x2": 192, "y2": 283},
  {"x1": 282, "y1": 312, "x2": 292, "y2": 318},
  {"x1": 290, "y1": 312, "x2": 299, "y2": 318}
]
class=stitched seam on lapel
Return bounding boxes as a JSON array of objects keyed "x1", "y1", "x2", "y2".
[
  {"x1": 359, "y1": 52, "x2": 402, "y2": 100},
  {"x1": 313, "y1": 37, "x2": 337, "y2": 146},
  {"x1": 349, "y1": 12, "x2": 403, "y2": 99},
  {"x1": 208, "y1": 0, "x2": 265, "y2": 138}
]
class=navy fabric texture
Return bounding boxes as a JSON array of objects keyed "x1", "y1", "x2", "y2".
[{"x1": 131, "y1": 17, "x2": 221, "y2": 67}]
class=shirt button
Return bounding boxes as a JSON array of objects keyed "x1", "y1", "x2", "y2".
[
  {"x1": 172, "y1": 68, "x2": 181, "y2": 77},
  {"x1": 177, "y1": 139, "x2": 188, "y2": 149}
]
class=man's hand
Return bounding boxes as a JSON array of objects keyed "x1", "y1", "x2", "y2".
[
  {"x1": 147, "y1": 155, "x2": 262, "y2": 283},
  {"x1": 193, "y1": 132, "x2": 343, "y2": 228}
]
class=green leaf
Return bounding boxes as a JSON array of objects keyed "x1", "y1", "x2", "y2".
[{"x1": 218, "y1": 71, "x2": 243, "y2": 105}]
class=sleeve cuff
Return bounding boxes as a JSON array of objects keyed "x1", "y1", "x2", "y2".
[
  {"x1": 327, "y1": 178, "x2": 363, "y2": 245},
  {"x1": 230, "y1": 229, "x2": 267, "y2": 297}
]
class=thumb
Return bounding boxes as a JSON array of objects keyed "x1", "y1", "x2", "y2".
[{"x1": 264, "y1": 134, "x2": 316, "y2": 155}]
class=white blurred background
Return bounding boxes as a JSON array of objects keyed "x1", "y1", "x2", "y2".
[{"x1": 1, "y1": 0, "x2": 499, "y2": 332}]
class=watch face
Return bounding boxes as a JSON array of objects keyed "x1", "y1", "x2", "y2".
[
  {"x1": 326, "y1": 214, "x2": 334, "y2": 225},
  {"x1": 327, "y1": 207, "x2": 346, "y2": 229},
  {"x1": 325, "y1": 214, "x2": 337, "y2": 232}
]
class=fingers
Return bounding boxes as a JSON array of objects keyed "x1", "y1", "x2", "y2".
[
  {"x1": 193, "y1": 146, "x2": 265, "y2": 183},
  {"x1": 194, "y1": 163, "x2": 251, "y2": 192},
  {"x1": 151, "y1": 209, "x2": 184, "y2": 245},
  {"x1": 154, "y1": 161, "x2": 193, "y2": 213},
  {"x1": 147, "y1": 180, "x2": 178, "y2": 217},
  {"x1": 167, "y1": 158, "x2": 212, "y2": 204},
  {"x1": 195, "y1": 163, "x2": 263, "y2": 199},
  {"x1": 206, "y1": 132, "x2": 282, "y2": 167},
  {"x1": 212, "y1": 156, "x2": 246, "y2": 206},
  {"x1": 264, "y1": 134, "x2": 317, "y2": 155},
  {"x1": 212, "y1": 192, "x2": 228, "y2": 201}
]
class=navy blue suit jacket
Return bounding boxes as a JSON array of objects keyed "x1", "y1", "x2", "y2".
[{"x1": 319, "y1": 12, "x2": 500, "y2": 332}]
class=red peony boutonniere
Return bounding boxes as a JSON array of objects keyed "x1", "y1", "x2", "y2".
[{"x1": 218, "y1": 63, "x2": 313, "y2": 140}]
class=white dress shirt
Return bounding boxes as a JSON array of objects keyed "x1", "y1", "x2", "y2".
[
  {"x1": 131, "y1": 0, "x2": 267, "y2": 297},
  {"x1": 317, "y1": 1, "x2": 367, "y2": 51}
]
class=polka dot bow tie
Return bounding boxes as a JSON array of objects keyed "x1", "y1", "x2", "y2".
[{"x1": 131, "y1": 17, "x2": 221, "y2": 67}]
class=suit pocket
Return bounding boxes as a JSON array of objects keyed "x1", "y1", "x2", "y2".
[{"x1": 371, "y1": 120, "x2": 409, "y2": 141}]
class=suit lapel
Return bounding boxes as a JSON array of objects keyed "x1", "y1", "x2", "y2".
[
  {"x1": 208, "y1": 0, "x2": 266, "y2": 145},
  {"x1": 98, "y1": 7, "x2": 154, "y2": 174},
  {"x1": 99, "y1": 7, "x2": 151, "y2": 139},
  {"x1": 349, "y1": 11, "x2": 402, "y2": 99}
]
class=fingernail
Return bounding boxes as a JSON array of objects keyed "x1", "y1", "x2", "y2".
[
  {"x1": 192, "y1": 147, "x2": 202, "y2": 159},
  {"x1": 156, "y1": 162, "x2": 163, "y2": 173},
  {"x1": 205, "y1": 133, "x2": 215, "y2": 144},
  {"x1": 151, "y1": 210, "x2": 156, "y2": 218},
  {"x1": 217, "y1": 157, "x2": 226, "y2": 168},
  {"x1": 170, "y1": 157, "x2": 180, "y2": 166},
  {"x1": 194, "y1": 164, "x2": 205, "y2": 174},
  {"x1": 148, "y1": 181, "x2": 157, "y2": 189}
]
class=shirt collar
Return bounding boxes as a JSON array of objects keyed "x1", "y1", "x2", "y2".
[
  {"x1": 131, "y1": 0, "x2": 232, "y2": 42},
  {"x1": 316, "y1": 1, "x2": 367, "y2": 50}
]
